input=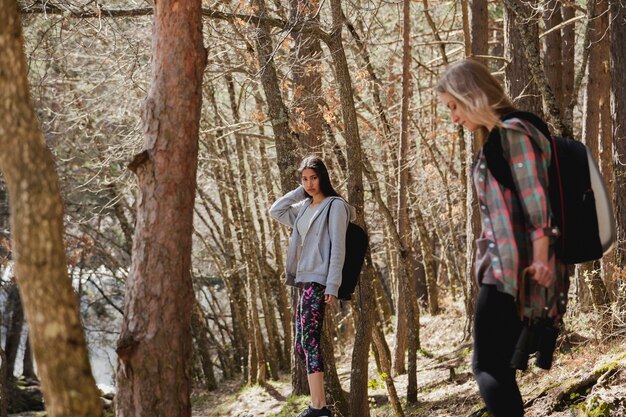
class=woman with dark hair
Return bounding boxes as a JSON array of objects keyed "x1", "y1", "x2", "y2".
[
  {"x1": 269, "y1": 155, "x2": 355, "y2": 417},
  {"x1": 436, "y1": 59, "x2": 568, "y2": 417}
]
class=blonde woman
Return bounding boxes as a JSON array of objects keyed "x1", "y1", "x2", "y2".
[{"x1": 436, "y1": 59, "x2": 568, "y2": 417}]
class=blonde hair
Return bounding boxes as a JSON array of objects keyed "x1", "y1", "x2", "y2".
[{"x1": 436, "y1": 59, "x2": 515, "y2": 129}]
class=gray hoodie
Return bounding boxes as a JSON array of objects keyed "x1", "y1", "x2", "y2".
[{"x1": 269, "y1": 185, "x2": 357, "y2": 297}]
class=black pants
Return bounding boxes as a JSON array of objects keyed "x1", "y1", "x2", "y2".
[{"x1": 472, "y1": 284, "x2": 524, "y2": 417}]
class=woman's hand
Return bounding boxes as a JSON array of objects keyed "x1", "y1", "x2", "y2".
[
  {"x1": 530, "y1": 236, "x2": 555, "y2": 288},
  {"x1": 528, "y1": 260, "x2": 555, "y2": 288},
  {"x1": 325, "y1": 294, "x2": 336, "y2": 305}
]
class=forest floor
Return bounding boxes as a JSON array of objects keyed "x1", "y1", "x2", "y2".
[{"x1": 194, "y1": 297, "x2": 626, "y2": 417}]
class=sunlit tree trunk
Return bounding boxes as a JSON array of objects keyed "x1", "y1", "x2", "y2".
[
  {"x1": 581, "y1": 0, "x2": 610, "y2": 309},
  {"x1": 326, "y1": 0, "x2": 370, "y2": 413},
  {"x1": 398, "y1": 0, "x2": 420, "y2": 399},
  {"x1": 611, "y1": 0, "x2": 626, "y2": 279},
  {"x1": 115, "y1": 0, "x2": 206, "y2": 415},
  {"x1": 0, "y1": 2, "x2": 102, "y2": 415},
  {"x1": 290, "y1": 0, "x2": 324, "y2": 152}
]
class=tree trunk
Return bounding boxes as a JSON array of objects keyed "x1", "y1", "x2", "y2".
[
  {"x1": 0, "y1": 345, "x2": 7, "y2": 417},
  {"x1": 581, "y1": 0, "x2": 610, "y2": 310},
  {"x1": 413, "y1": 204, "x2": 439, "y2": 316},
  {"x1": 253, "y1": 105, "x2": 292, "y2": 371},
  {"x1": 469, "y1": 0, "x2": 488, "y2": 60},
  {"x1": 543, "y1": 0, "x2": 564, "y2": 110},
  {"x1": 397, "y1": 0, "x2": 415, "y2": 388},
  {"x1": 0, "y1": 3, "x2": 102, "y2": 416},
  {"x1": 290, "y1": 0, "x2": 324, "y2": 152},
  {"x1": 321, "y1": 310, "x2": 349, "y2": 417},
  {"x1": 561, "y1": 3, "x2": 576, "y2": 119},
  {"x1": 22, "y1": 334, "x2": 37, "y2": 381},
  {"x1": 371, "y1": 323, "x2": 405, "y2": 417},
  {"x1": 207, "y1": 83, "x2": 250, "y2": 378},
  {"x1": 253, "y1": 0, "x2": 300, "y2": 193},
  {"x1": 4, "y1": 284, "x2": 23, "y2": 379},
  {"x1": 464, "y1": 0, "x2": 488, "y2": 338},
  {"x1": 191, "y1": 302, "x2": 218, "y2": 391},
  {"x1": 224, "y1": 70, "x2": 271, "y2": 384},
  {"x1": 595, "y1": 0, "x2": 616, "y2": 300},
  {"x1": 326, "y1": 0, "x2": 371, "y2": 413},
  {"x1": 115, "y1": 1, "x2": 206, "y2": 415},
  {"x1": 611, "y1": 0, "x2": 626, "y2": 276},
  {"x1": 504, "y1": 1, "x2": 543, "y2": 115}
]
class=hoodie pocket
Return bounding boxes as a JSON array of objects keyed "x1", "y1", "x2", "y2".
[{"x1": 298, "y1": 244, "x2": 324, "y2": 273}]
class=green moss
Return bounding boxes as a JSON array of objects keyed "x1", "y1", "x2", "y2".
[{"x1": 577, "y1": 396, "x2": 614, "y2": 417}]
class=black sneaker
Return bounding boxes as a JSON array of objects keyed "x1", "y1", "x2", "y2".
[{"x1": 296, "y1": 405, "x2": 332, "y2": 417}]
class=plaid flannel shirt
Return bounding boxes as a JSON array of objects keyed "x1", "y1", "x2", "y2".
[{"x1": 473, "y1": 117, "x2": 568, "y2": 319}]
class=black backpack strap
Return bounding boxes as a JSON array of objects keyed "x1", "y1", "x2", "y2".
[{"x1": 483, "y1": 111, "x2": 551, "y2": 191}]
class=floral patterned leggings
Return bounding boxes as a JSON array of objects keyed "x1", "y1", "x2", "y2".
[{"x1": 295, "y1": 282, "x2": 326, "y2": 374}]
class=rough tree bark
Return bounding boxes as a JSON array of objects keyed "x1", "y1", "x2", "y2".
[
  {"x1": 325, "y1": 0, "x2": 371, "y2": 414},
  {"x1": 0, "y1": 2, "x2": 102, "y2": 416},
  {"x1": 543, "y1": 0, "x2": 564, "y2": 108},
  {"x1": 503, "y1": 0, "x2": 543, "y2": 116},
  {"x1": 399, "y1": 0, "x2": 421, "y2": 402},
  {"x1": 582, "y1": 0, "x2": 611, "y2": 309},
  {"x1": 115, "y1": 0, "x2": 206, "y2": 415},
  {"x1": 290, "y1": 0, "x2": 324, "y2": 152},
  {"x1": 611, "y1": 1, "x2": 626, "y2": 273}
]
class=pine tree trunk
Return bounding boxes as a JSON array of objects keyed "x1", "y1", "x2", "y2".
[
  {"x1": 0, "y1": 3, "x2": 102, "y2": 416},
  {"x1": 290, "y1": 0, "x2": 324, "y2": 152},
  {"x1": 611, "y1": 0, "x2": 626, "y2": 275},
  {"x1": 504, "y1": 1, "x2": 543, "y2": 115},
  {"x1": 115, "y1": 1, "x2": 206, "y2": 415},
  {"x1": 253, "y1": 0, "x2": 300, "y2": 193},
  {"x1": 581, "y1": 0, "x2": 610, "y2": 310},
  {"x1": 595, "y1": 0, "x2": 616, "y2": 299},
  {"x1": 543, "y1": 0, "x2": 564, "y2": 109}
]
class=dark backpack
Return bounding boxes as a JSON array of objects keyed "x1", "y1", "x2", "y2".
[
  {"x1": 326, "y1": 200, "x2": 368, "y2": 300},
  {"x1": 483, "y1": 111, "x2": 615, "y2": 264}
]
